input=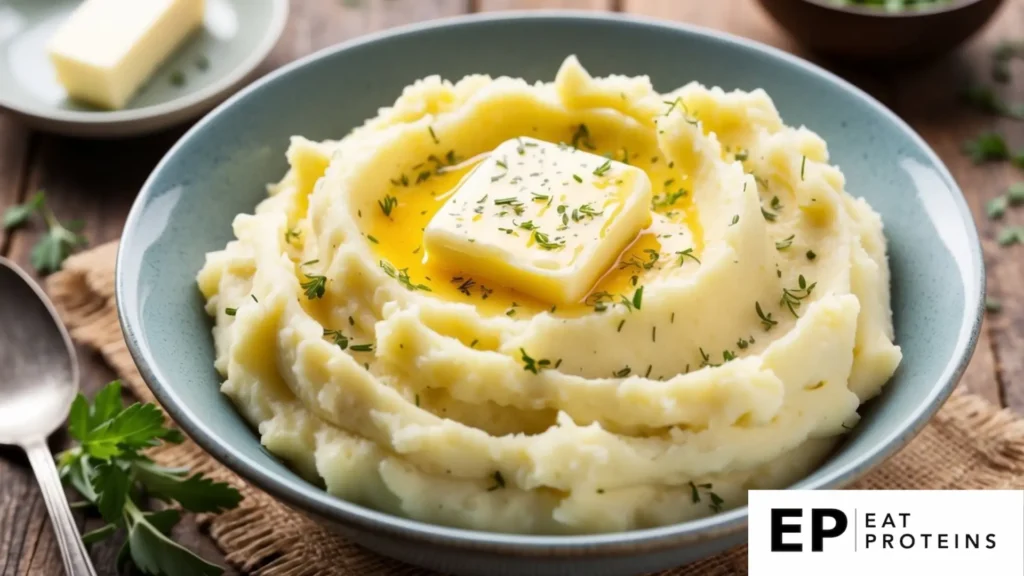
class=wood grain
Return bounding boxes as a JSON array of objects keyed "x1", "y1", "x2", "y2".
[{"x1": 0, "y1": 116, "x2": 31, "y2": 255}]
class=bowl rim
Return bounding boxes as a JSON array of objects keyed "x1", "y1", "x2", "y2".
[
  {"x1": 800, "y1": 0, "x2": 987, "y2": 18},
  {"x1": 115, "y1": 9, "x2": 985, "y2": 555},
  {"x1": 0, "y1": 0, "x2": 290, "y2": 128}
]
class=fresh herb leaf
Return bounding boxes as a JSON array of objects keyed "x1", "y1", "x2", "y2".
[
  {"x1": 963, "y1": 132, "x2": 1010, "y2": 163},
  {"x1": 987, "y1": 196, "x2": 1008, "y2": 220},
  {"x1": 57, "y1": 382, "x2": 241, "y2": 576},
  {"x1": 1009, "y1": 182, "x2": 1024, "y2": 205},
  {"x1": 520, "y1": 348, "x2": 552, "y2": 374},
  {"x1": 2, "y1": 191, "x2": 44, "y2": 229},
  {"x1": 300, "y1": 274, "x2": 327, "y2": 299},
  {"x1": 378, "y1": 194, "x2": 398, "y2": 217},
  {"x1": 323, "y1": 328, "x2": 349, "y2": 349},
  {"x1": 676, "y1": 248, "x2": 701, "y2": 266},
  {"x1": 997, "y1": 226, "x2": 1024, "y2": 246},
  {"x1": 17, "y1": 192, "x2": 89, "y2": 275},
  {"x1": 756, "y1": 301, "x2": 777, "y2": 330}
]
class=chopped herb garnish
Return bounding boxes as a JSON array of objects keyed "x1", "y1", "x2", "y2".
[
  {"x1": 533, "y1": 230, "x2": 565, "y2": 250},
  {"x1": 593, "y1": 159, "x2": 612, "y2": 176},
  {"x1": 323, "y1": 329, "x2": 349, "y2": 349},
  {"x1": 301, "y1": 274, "x2": 327, "y2": 300},
  {"x1": 520, "y1": 348, "x2": 552, "y2": 374},
  {"x1": 781, "y1": 275, "x2": 817, "y2": 317},
  {"x1": 800, "y1": 156, "x2": 807, "y2": 180},
  {"x1": 762, "y1": 208, "x2": 777, "y2": 222},
  {"x1": 380, "y1": 260, "x2": 431, "y2": 291},
  {"x1": 612, "y1": 366, "x2": 631, "y2": 378},
  {"x1": 652, "y1": 189, "x2": 687, "y2": 210},
  {"x1": 284, "y1": 228, "x2": 301, "y2": 244},
  {"x1": 367, "y1": 235, "x2": 379, "y2": 244},
  {"x1": 378, "y1": 194, "x2": 398, "y2": 217},
  {"x1": 676, "y1": 248, "x2": 701, "y2": 266},
  {"x1": 428, "y1": 126, "x2": 439, "y2": 144},
  {"x1": 775, "y1": 235, "x2": 795, "y2": 250},
  {"x1": 225, "y1": 307, "x2": 237, "y2": 316},
  {"x1": 806, "y1": 250, "x2": 817, "y2": 260},
  {"x1": 756, "y1": 301, "x2": 777, "y2": 330},
  {"x1": 350, "y1": 343, "x2": 374, "y2": 352},
  {"x1": 572, "y1": 174, "x2": 583, "y2": 183},
  {"x1": 730, "y1": 215, "x2": 739, "y2": 226}
]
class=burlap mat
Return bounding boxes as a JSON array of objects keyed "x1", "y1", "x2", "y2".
[{"x1": 44, "y1": 241, "x2": 1024, "y2": 575}]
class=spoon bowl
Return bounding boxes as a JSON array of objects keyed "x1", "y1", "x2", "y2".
[
  {"x1": 0, "y1": 256, "x2": 96, "y2": 576},
  {"x1": 0, "y1": 258, "x2": 78, "y2": 443}
]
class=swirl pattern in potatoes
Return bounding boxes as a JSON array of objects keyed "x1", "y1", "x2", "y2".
[{"x1": 197, "y1": 56, "x2": 901, "y2": 534}]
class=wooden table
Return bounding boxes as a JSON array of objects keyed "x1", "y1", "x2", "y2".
[{"x1": 1, "y1": 0, "x2": 1021, "y2": 573}]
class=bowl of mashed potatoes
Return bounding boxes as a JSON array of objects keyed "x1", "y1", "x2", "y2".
[{"x1": 116, "y1": 12, "x2": 983, "y2": 576}]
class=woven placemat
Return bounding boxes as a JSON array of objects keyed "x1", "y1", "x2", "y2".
[{"x1": 45, "y1": 241, "x2": 1024, "y2": 575}]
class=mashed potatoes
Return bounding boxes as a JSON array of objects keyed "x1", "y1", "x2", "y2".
[{"x1": 197, "y1": 56, "x2": 901, "y2": 534}]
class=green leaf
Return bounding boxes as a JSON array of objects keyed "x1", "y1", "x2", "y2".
[
  {"x1": 144, "y1": 509, "x2": 182, "y2": 535},
  {"x1": 1009, "y1": 182, "x2": 1024, "y2": 205},
  {"x1": 987, "y1": 195, "x2": 1008, "y2": 220},
  {"x1": 67, "y1": 395, "x2": 89, "y2": 442},
  {"x1": 81, "y1": 523, "x2": 117, "y2": 545},
  {"x1": 134, "y1": 462, "x2": 242, "y2": 513},
  {"x1": 29, "y1": 222, "x2": 87, "y2": 275},
  {"x1": 60, "y1": 454, "x2": 99, "y2": 503},
  {"x1": 84, "y1": 403, "x2": 175, "y2": 459},
  {"x1": 127, "y1": 509, "x2": 224, "y2": 576},
  {"x1": 2, "y1": 192, "x2": 43, "y2": 230},
  {"x1": 997, "y1": 226, "x2": 1024, "y2": 246},
  {"x1": 89, "y1": 381, "x2": 124, "y2": 430},
  {"x1": 92, "y1": 462, "x2": 130, "y2": 524},
  {"x1": 963, "y1": 132, "x2": 1010, "y2": 163}
]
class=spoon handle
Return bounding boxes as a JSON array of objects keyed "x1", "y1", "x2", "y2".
[{"x1": 25, "y1": 439, "x2": 98, "y2": 576}]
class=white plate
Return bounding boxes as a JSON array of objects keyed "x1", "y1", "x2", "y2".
[{"x1": 0, "y1": 0, "x2": 289, "y2": 138}]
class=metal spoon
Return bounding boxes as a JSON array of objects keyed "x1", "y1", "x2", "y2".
[{"x1": 0, "y1": 256, "x2": 97, "y2": 576}]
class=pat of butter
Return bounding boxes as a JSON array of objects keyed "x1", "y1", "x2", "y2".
[
  {"x1": 424, "y1": 137, "x2": 652, "y2": 305},
  {"x1": 48, "y1": 0, "x2": 205, "y2": 110}
]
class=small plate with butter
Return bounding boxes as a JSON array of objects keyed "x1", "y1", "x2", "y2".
[{"x1": 0, "y1": 0, "x2": 288, "y2": 138}]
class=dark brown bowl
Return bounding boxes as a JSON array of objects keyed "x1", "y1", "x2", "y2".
[{"x1": 757, "y1": 0, "x2": 1006, "y2": 61}]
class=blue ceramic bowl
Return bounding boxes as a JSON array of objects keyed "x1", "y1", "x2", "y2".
[{"x1": 116, "y1": 12, "x2": 984, "y2": 576}]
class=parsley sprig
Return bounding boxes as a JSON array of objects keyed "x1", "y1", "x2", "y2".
[
  {"x1": 781, "y1": 275, "x2": 817, "y2": 317},
  {"x1": 2, "y1": 191, "x2": 88, "y2": 274},
  {"x1": 58, "y1": 382, "x2": 241, "y2": 576}
]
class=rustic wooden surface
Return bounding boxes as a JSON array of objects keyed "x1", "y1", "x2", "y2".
[{"x1": 0, "y1": 0, "x2": 1021, "y2": 573}]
